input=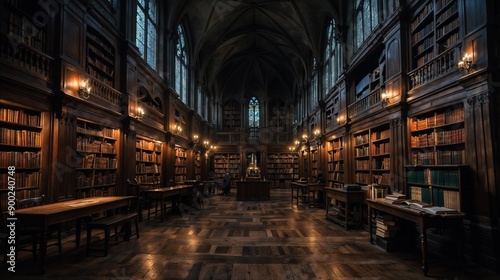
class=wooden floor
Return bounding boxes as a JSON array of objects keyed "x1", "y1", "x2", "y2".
[{"x1": 3, "y1": 189, "x2": 499, "y2": 279}]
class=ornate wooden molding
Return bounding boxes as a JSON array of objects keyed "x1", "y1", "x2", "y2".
[{"x1": 467, "y1": 91, "x2": 492, "y2": 108}]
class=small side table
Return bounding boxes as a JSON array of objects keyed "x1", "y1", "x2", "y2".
[{"x1": 324, "y1": 187, "x2": 365, "y2": 230}]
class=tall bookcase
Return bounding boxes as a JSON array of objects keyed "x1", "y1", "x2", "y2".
[
  {"x1": 222, "y1": 101, "x2": 241, "y2": 131},
  {"x1": 75, "y1": 119, "x2": 118, "y2": 197},
  {"x1": 213, "y1": 153, "x2": 240, "y2": 181},
  {"x1": 310, "y1": 148, "x2": 319, "y2": 179},
  {"x1": 0, "y1": 105, "x2": 42, "y2": 204},
  {"x1": 86, "y1": 25, "x2": 115, "y2": 87},
  {"x1": 194, "y1": 151, "x2": 202, "y2": 181},
  {"x1": 406, "y1": 104, "x2": 465, "y2": 211},
  {"x1": 135, "y1": 137, "x2": 162, "y2": 188},
  {"x1": 327, "y1": 137, "x2": 344, "y2": 187},
  {"x1": 175, "y1": 146, "x2": 187, "y2": 182},
  {"x1": 353, "y1": 125, "x2": 391, "y2": 186},
  {"x1": 266, "y1": 153, "x2": 299, "y2": 187},
  {"x1": 410, "y1": 0, "x2": 460, "y2": 69}
]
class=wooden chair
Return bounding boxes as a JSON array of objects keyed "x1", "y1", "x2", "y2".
[{"x1": 16, "y1": 196, "x2": 63, "y2": 257}]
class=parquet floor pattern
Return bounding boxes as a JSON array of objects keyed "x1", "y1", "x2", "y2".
[{"x1": 3, "y1": 189, "x2": 498, "y2": 279}]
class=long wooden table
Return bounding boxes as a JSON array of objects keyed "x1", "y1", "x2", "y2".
[
  {"x1": 367, "y1": 199, "x2": 464, "y2": 276},
  {"x1": 290, "y1": 181, "x2": 307, "y2": 206},
  {"x1": 290, "y1": 182, "x2": 325, "y2": 207},
  {"x1": 14, "y1": 196, "x2": 132, "y2": 273},
  {"x1": 144, "y1": 185, "x2": 194, "y2": 222}
]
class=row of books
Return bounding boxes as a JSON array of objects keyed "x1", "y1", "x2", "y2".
[
  {"x1": 0, "y1": 151, "x2": 40, "y2": 168},
  {"x1": 0, "y1": 108, "x2": 41, "y2": 127},
  {"x1": 407, "y1": 169, "x2": 460, "y2": 187},
  {"x1": 0, "y1": 172, "x2": 40, "y2": 189},
  {"x1": 410, "y1": 108, "x2": 464, "y2": 131},
  {"x1": 136, "y1": 140, "x2": 162, "y2": 152},
  {"x1": 384, "y1": 194, "x2": 460, "y2": 214},
  {"x1": 76, "y1": 172, "x2": 117, "y2": 188},
  {"x1": 76, "y1": 126, "x2": 115, "y2": 138},
  {"x1": 80, "y1": 155, "x2": 118, "y2": 169},
  {"x1": 267, "y1": 164, "x2": 298, "y2": 169},
  {"x1": 0, "y1": 128, "x2": 41, "y2": 147},
  {"x1": 372, "y1": 142, "x2": 390, "y2": 155},
  {"x1": 136, "y1": 163, "x2": 160, "y2": 174},
  {"x1": 77, "y1": 137, "x2": 115, "y2": 153},
  {"x1": 136, "y1": 151, "x2": 161, "y2": 163},
  {"x1": 410, "y1": 185, "x2": 460, "y2": 211},
  {"x1": 410, "y1": 1, "x2": 433, "y2": 32}
]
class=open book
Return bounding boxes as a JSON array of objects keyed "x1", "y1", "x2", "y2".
[{"x1": 401, "y1": 200, "x2": 432, "y2": 209}]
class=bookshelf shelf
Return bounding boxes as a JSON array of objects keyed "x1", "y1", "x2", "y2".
[
  {"x1": 222, "y1": 101, "x2": 241, "y2": 131},
  {"x1": 0, "y1": 104, "x2": 43, "y2": 204},
  {"x1": 175, "y1": 146, "x2": 188, "y2": 182},
  {"x1": 407, "y1": 104, "x2": 466, "y2": 212},
  {"x1": 86, "y1": 25, "x2": 115, "y2": 87},
  {"x1": 327, "y1": 136, "x2": 344, "y2": 187},
  {"x1": 410, "y1": 0, "x2": 460, "y2": 69},
  {"x1": 214, "y1": 153, "x2": 241, "y2": 182},
  {"x1": 266, "y1": 153, "x2": 299, "y2": 186},
  {"x1": 135, "y1": 137, "x2": 162, "y2": 187},
  {"x1": 75, "y1": 119, "x2": 118, "y2": 197}
]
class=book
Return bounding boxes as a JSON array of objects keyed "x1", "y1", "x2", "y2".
[
  {"x1": 424, "y1": 206, "x2": 460, "y2": 215},
  {"x1": 385, "y1": 193, "x2": 406, "y2": 200},
  {"x1": 402, "y1": 200, "x2": 432, "y2": 209}
]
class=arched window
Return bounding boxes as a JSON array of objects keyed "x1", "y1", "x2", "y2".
[
  {"x1": 175, "y1": 24, "x2": 188, "y2": 103},
  {"x1": 309, "y1": 58, "x2": 318, "y2": 111},
  {"x1": 248, "y1": 97, "x2": 260, "y2": 128},
  {"x1": 136, "y1": 0, "x2": 157, "y2": 69},
  {"x1": 354, "y1": 0, "x2": 379, "y2": 50},
  {"x1": 324, "y1": 19, "x2": 338, "y2": 93}
]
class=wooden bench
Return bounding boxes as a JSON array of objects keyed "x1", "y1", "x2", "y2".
[{"x1": 86, "y1": 212, "x2": 139, "y2": 256}]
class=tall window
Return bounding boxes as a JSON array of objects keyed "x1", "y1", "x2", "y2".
[
  {"x1": 136, "y1": 0, "x2": 157, "y2": 69},
  {"x1": 175, "y1": 24, "x2": 188, "y2": 103},
  {"x1": 248, "y1": 97, "x2": 260, "y2": 128},
  {"x1": 309, "y1": 58, "x2": 318, "y2": 111},
  {"x1": 324, "y1": 19, "x2": 338, "y2": 93},
  {"x1": 354, "y1": 0, "x2": 379, "y2": 49}
]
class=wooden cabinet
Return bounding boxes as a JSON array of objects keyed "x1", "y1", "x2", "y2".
[
  {"x1": 327, "y1": 137, "x2": 344, "y2": 187},
  {"x1": 175, "y1": 146, "x2": 187, "y2": 182},
  {"x1": 75, "y1": 119, "x2": 118, "y2": 197},
  {"x1": 266, "y1": 153, "x2": 299, "y2": 186},
  {"x1": 410, "y1": 0, "x2": 460, "y2": 69},
  {"x1": 86, "y1": 25, "x2": 115, "y2": 87},
  {"x1": 407, "y1": 104, "x2": 465, "y2": 211},
  {"x1": 0, "y1": 105, "x2": 42, "y2": 202},
  {"x1": 353, "y1": 125, "x2": 391, "y2": 186},
  {"x1": 135, "y1": 137, "x2": 162, "y2": 188}
]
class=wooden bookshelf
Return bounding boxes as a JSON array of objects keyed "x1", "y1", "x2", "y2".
[
  {"x1": 4, "y1": 1, "x2": 47, "y2": 51},
  {"x1": 135, "y1": 137, "x2": 162, "y2": 188},
  {"x1": 327, "y1": 137, "x2": 344, "y2": 187},
  {"x1": 222, "y1": 101, "x2": 241, "y2": 131},
  {"x1": 86, "y1": 25, "x2": 115, "y2": 87},
  {"x1": 353, "y1": 125, "x2": 391, "y2": 186},
  {"x1": 407, "y1": 104, "x2": 466, "y2": 211},
  {"x1": 194, "y1": 151, "x2": 201, "y2": 181},
  {"x1": 0, "y1": 105, "x2": 42, "y2": 204},
  {"x1": 266, "y1": 153, "x2": 299, "y2": 187},
  {"x1": 310, "y1": 148, "x2": 319, "y2": 179},
  {"x1": 174, "y1": 146, "x2": 187, "y2": 183},
  {"x1": 213, "y1": 153, "x2": 241, "y2": 182},
  {"x1": 75, "y1": 119, "x2": 118, "y2": 197},
  {"x1": 410, "y1": 0, "x2": 460, "y2": 69}
]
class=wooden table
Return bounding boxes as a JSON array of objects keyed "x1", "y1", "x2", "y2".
[
  {"x1": 306, "y1": 183, "x2": 326, "y2": 208},
  {"x1": 290, "y1": 181, "x2": 307, "y2": 206},
  {"x1": 324, "y1": 187, "x2": 365, "y2": 230},
  {"x1": 144, "y1": 185, "x2": 193, "y2": 222},
  {"x1": 236, "y1": 180, "x2": 271, "y2": 201},
  {"x1": 14, "y1": 196, "x2": 132, "y2": 273},
  {"x1": 367, "y1": 199, "x2": 464, "y2": 276}
]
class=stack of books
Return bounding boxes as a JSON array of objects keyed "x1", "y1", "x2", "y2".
[
  {"x1": 383, "y1": 193, "x2": 406, "y2": 204},
  {"x1": 375, "y1": 214, "x2": 399, "y2": 238}
]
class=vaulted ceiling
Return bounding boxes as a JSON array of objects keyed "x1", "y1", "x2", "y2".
[{"x1": 171, "y1": 0, "x2": 341, "y2": 103}]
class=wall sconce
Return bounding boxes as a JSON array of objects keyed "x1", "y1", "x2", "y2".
[
  {"x1": 78, "y1": 80, "x2": 91, "y2": 99},
  {"x1": 203, "y1": 140, "x2": 210, "y2": 149},
  {"x1": 131, "y1": 107, "x2": 145, "y2": 120},
  {"x1": 458, "y1": 53, "x2": 473, "y2": 71},
  {"x1": 302, "y1": 134, "x2": 309, "y2": 142},
  {"x1": 173, "y1": 124, "x2": 182, "y2": 135},
  {"x1": 381, "y1": 91, "x2": 391, "y2": 108},
  {"x1": 336, "y1": 116, "x2": 348, "y2": 126},
  {"x1": 313, "y1": 129, "x2": 320, "y2": 139},
  {"x1": 193, "y1": 135, "x2": 199, "y2": 144}
]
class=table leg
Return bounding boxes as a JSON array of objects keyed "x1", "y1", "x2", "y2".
[
  {"x1": 368, "y1": 207, "x2": 374, "y2": 244},
  {"x1": 420, "y1": 226, "x2": 428, "y2": 276},
  {"x1": 38, "y1": 228, "x2": 48, "y2": 274}
]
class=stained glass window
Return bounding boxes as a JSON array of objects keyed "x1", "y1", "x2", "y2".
[
  {"x1": 354, "y1": 0, "x2": 379, "y2": 50},
  {"x1": 249, "y1": 97, "x2": 260, "y2": 127},
  {"x1": 324, "y1": 19, "x2": 337, "y2": 93},
  {"x1": 136, "y1": 0, "x2": 157, "y2": 70},
  {"x1": 175, "y1": 24, "x2": 188, "y2": 103}
]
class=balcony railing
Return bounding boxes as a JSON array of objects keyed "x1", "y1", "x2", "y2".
[
  {"x1": 348, "y1": 89, "x2": 382, "y2": 119},
  {"x1": 0, "y1": 36, "x2": 52, "y2": 79},
  {"x1": 408, "y1": 45, "x2": 460, "y2": 90},
  {"x1": 87, "y1": 76, "x2": 122, "y2": 111}
]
